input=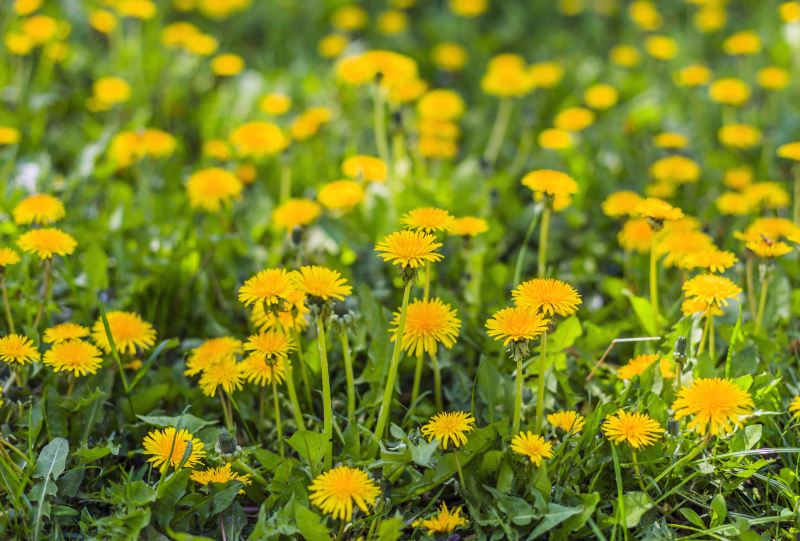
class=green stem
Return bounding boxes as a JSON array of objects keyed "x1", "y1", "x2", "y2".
[
  {"x1": 697, "y1": 308, "x2": 711, "y2": 356},
  {"x1": 431, "y1": 351, "x2": 442, "y2": 412},
  {"x1": 537, "y1": 206, "x2": 551, "y2": 279},
  {"x1": 411, "y1": 349, "x2": 424, "y2": 409},
  {"x1": 755, "y1": 275, "x2": 769, "y2": 333},
  {"x1": 259, "y1": 385, "x2": 265, "y2": 441},
  {"x1": 647, "y1": 432, "x2": 712, "y2": 490},
  {"x1": 649, "y1": 234, "x2": 659, "y2": 333},
  {"x1": 219, "y1": 390, "x2": 233, "y2": 431},
  {"x1": 279, "y1": 160, "x2": 291, "y2": 203},
  {"x1": 483, "y1": 98, "x2": 513, "y2": 166},
  {"x1": 32, "y1": 258, "x2": 51, "y2": 329},
  {"x1": 292, "y1": 322, "x2": 314, "y2": 409},
  {"x1": 316, "y1": 318, "x2": 333, "y2": 470},
  {"x1": 453, "y1": 449, "x2": 465, "y2": 486},
  {"x1": 372, "y1": 281, "x2": 412, "y2": 452},
  {"x1": 423, "y1": 260, "x2": 430, "y2": 300},
  {"x1": 1, "y1": 275, "x2": 14, "y2": 333},
  {"x1": 232, "y1": 459, "x2": 268, "y2": 487},
  {"x1": 513, "y1": 204, "x2": 543, "y2": 287},
  {"x1": 512, "y1": 349, "x2": 524, "y2": 435},
  {"x1": 632, "y1": 450, "x2": 648, "y2": 495},
  {"x1": 709, "y1": 313, "x2": 715, "y2": 360},
  {"x1": 794, "y1": 174, "x2": 800, "y2": 225},
  {"x1": 272, "y1": 378, "x2": 284, "y2": 459},
  {"x1": 283, "y1": 356, "x2": 306, "y2": 429},
  {"x1": 746, "y1": 257, "x2": 758, "y2": 323},
  {"x1": 536, "y1": 330, "x2": 547, "y2": 434},
  {"x1": 341, "y1": 331, "x2": 355, "y2": 421},
  {"x1": 373, "y1": 84, "x2": 390, "y2": 170}
]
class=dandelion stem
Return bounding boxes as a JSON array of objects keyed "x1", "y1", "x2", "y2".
[
  {"x1": 697, "y1": 308, "x2": 711, "y2": 356},
  {"x1": 259, "y1": 385, "x2": 265, "y2": 442},
  {"x1": 1, "y1": 274, "x2": 14, "y2": 334},
  {"x1": 649, "y1": 234, "x2": 659, "y2": 333},
  {"x1": 512, "y1": 349, "x2": 524, "y2": 435},
  {"x1": 535, "y1": 330, "x2": 548, "y2": 434},
  {"x1": 32, "y1": 258, "x2": 51, "y2": 330},
  {"x1": 283, "y1": 356, "x2": 306, "y2": 430},
  {"x1": 272, "y1": 378, "x2": 284, "y2": 459},
  {"x1": 341, "y1": 330, "x2": 355, "y2": 421},
  {"x1": 746, "y1": 256, "x2": 758, "y2": 323},
  {"x1": 709, "y1": 313, "x2": 715, "y2": 360},
  {"x1": 316, "y1": 317, "x2": 334, "y2": 470},
  {"x1": 219, "y1": 389, "x2": 233, "y2": 431},
  {"x1": 537, "y1": 206, "x2": 551, "y2": 279},
  {"x1": 431, "y1": 351, "x2": 443, "y2": 412},
  {"x1": 483, "y1": 98, "x2": 513, "y2": 166},
  {"x1": 292, "y1": 322, "x2": 314, "y2": 409},
  {"x1": 411, "y1": 349, "x2": 424, "y2": 409},
  {"x1": 279, "y1": 160, "x2": 291, "y2": 203},
  {"x1": 67, "y1": 375, "x2": 75, "y2": 397},
  {"x1": 453, "y1": 449, "x2": 466, "y2": 486},
  {"x1": 632, "y1": 451, "x2": 648, "y2": 495},
  {"x1": 755, "y1": 275, "x2": 769, "y2": 333},
  {"x1": 373, "y1": 281, "x2": 412, "y2": 451},
  {"x1": 373, "y1": 84, "x2": 390, "y2": 170},
  {"x1": 794, "y1": 173, "x2": 800, "y2": 225},
  {"x1": 513, "y1": 203, "x2": 543, "y2": 287}
]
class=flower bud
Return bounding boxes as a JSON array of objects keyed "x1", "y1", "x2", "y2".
[{"x1": 217, "y1": 432, "x2": 238, "y2": 455}]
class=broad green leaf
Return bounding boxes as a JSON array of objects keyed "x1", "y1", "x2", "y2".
[
  {"x1": 286, "y1": 430, "x2": 328, "y2": 471},
  {"x1": 528, "y1": 503, "x2": 582, "y2": 539},
  {"x1": 710, "y1": 493, "x2": 726, "y2": 527},
  {"x1": 620, "y1": 491, "x2": 653, "y2": 529},
  {"x1": 679, "y1": 508, "x2": 705, "y2": 529},
  {"x1": 624, "y1": 291, "x2": 658, "y2": 337},
  {"x1": 166, "y1": 527, "x2": 215, "y2": 541},
  {"x1": 375, "y1": 516, "x2": 404, "y2": 541},
  {"x1": 293, "y1": 501, "x2": 332, "y2": 541},
  {"x1": 137, "y1": 414, "x2": 217, "y2": 435},
  {"x1": 129, "y1": 481, "x2": 157, "y2": 507}
]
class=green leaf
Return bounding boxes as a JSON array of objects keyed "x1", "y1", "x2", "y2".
[
  {"x1": 253, "y1": 449, "x2": 284, "y2": 473},
  {"x1": 221, "y1": 502, "x2": 247, "y2": 540},
  {"x1": 286, "y1": 430, "x2": 328, "y2": 471},
  {"x1": 56, "y1": 468, "x2": 85, "y2": 498},
  {"x1": 620, "y1": 491, "x2": 653, "y2": 529},
  {"x1": 343, "y1": 422, "x2": 361, "y2": 460},
  {"x1": 166, "y1": 527, "x2": 215, "y2": 541},
  {"x1": 710, "y1": 493, "x2": 727, "y2": 527},
  {"x1": 98, "y1": 301, "x2": 131, "y2": 393},
  {"x1": 623, "y1": 291, "x2": 658, "y2": 337},
  {"x1": 547, "y1": 316, "x2": 582, "y2": 353},
  {"x1": 44, "y1": 386, "x2": 67, "y2": 440},
  {"x1": 725, "y1": 304, "x2": 743, "y2": 379},
  {"x1": 129, "y1": 481, "x2": 157, "y2": 506},
  {"x1": 528, "y1": 503, "x2": 583, "y2": 539},
  {"x1": 28, "y1": 480, "x2": 58, "y2": 502},
  {"x1": 375, "y1": 516, "x2": 404, "y2": 541},
  {"x1": 484, "y1": 486, "x2": 536, "y2": 525},
  {"x1": 137, "y1": 414, "x2": 217, "y2": 435},
  {"x1": 679, "y1": 508, "x2": 705, "y2": 529},
  {"x1": 129, "y1": 339, "x2": 174, "y2": 392},
  {"x1": 293, "y1": 501, "x2": 332, "y2": 541},
  {"x1": 409, "y1": 436, "x2": 440, "y2": 467},
  {"x1": 33, "y1": 437, "x2": 69, "y2": 481},
  {"x1": 72, "y1": 441, "x2": 120, "y2": 465},
  {"x1": 560, "y1": 491, "x2": 599, "y2": 532},
  {"x1": 154, "y1": 469, "x2": 192, "y2": 526}
]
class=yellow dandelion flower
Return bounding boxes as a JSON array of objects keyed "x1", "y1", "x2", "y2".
[
  {"x1": 777, "y1": 142, "x2": 800, "y2": 161},
  {"x1": 332, "y1": 5, "x2": 368, "y2": 30},
  {"x1": 0, "y1": 127, "x2": 21, "y2": 145},
  {"x1": 485, "y1": 307, "x2": 549, "y2": 346},
  {"x1": 653, "y1": 132, "x2": 688, "y2": 149},
  {"x1": 510, "y1": 432, "x2": 554, "y2": 466},
  {"x1": 202, "y1": 139, "x2": 231, "y2": 161},
  {"x1": 743, "y1": 182, "x2": 790, "y2": 209},
  {"x1": 259, "y1": 93, "x2": 292, "y2": 115},
  {"x1": 291, "y1": 266, "x2": 352, "y2": 301},
  {"x1": 618, "y1": 218, "x2": 654, "y2": 253},
  {"x1": 198, "y1": 356, "x2": 244, "y2": 397},
  {"x1": 244, "y1": 330, "x2": 295, "y2": 360},
  {"x1": 659, "y1": 358, "x2": 676, "y2": 379},
  {"x1": 450, "y1": 0, "x2": 487, "y2": 17},
  {"x1": 15, "y1": 0, "x2": 43, "y2": 16},
  {"x1": 450, "y1": 217, "x2": 489, "y2": 237},
  {"x1": 682, "y1": 250, "x2": 738, "y2": 273},
  {"x1": 629, "y1": 1, "x2": 661, "y2": 30},
  {"x1": 649, "y1": 155, "x2": 701, "y2": 185},
  {"x1": 672, "y1": 378, "x2": 754, "y2": 436},
  {"x1": 645, "y1": 35, "x2": 678, "y2": 60},
  {"x1": 241, "y1": 355, "x2": 286, "y2": 386},
  {"x1": 513, "y1": 279, "x2": 582, "y2": 317},
  {"x1": 308, "y1": 466, "x2": 381, "y2": 521},
  {"x1": 694, "y1": 5, "x2": 726, "y2": 33},
  {"x1": 390, "y1": 298, "x2": 460, "y2": 356},
  {"x1": 758, "y1": 67, "x2": 790, "y2": 91},
  {"x1": 0, "y1": 248, "x2": 21, "y2": 267},
  {"x1": 780, "y1": 2, "x2": 800, "y2": 22},
  {"x1": 43, "y1": 340, "x2": 103, "y2": 377},
  {"x1": 375, "y1": 230, "x2": 444, "y2": 269},
  {"x1": 318, "y1": 180, "x2": 364, "y2": 211},
  {"x1": 528, "y1": 62, "x2": 564, "y2": 89},
  {"x1": 290, "y1": 107, "x2": 332, "y2": 141},
  {"x1": 716, "y1": 192, "x2": 756, "y2": 216},
  {"x1": 547, "y1": 411, "x2": 585, "y2": 432},
  {"x1": 723, "y1": 166, "x2": 753, "y2": 191},
  {"x1": 432, "y1": 42, "x2": 468, "y2": 72},
  {"x1": 238, "y1": 269, "x2": 293, "y2": 308},
  {"x1": 272, "y1": 199, "x2": 322, "y2": 231},
  {"x1": 553, "y1": 107, "x2": 595, "y2": 131},
  {"x1": 673, "y1": 64, "x2": 712, "y2": 87},
  {"x1": 584, "y1": 84, "x2": 618, "y2": 110},
  {"x1": 735, "y1": 218, "x2": 800, "y2": 243},
  {"x1": 251, "y1": 289, "x2": 310, "y2": 332},
  {"x1": 401, "y1": 208, "x2": 455, "y2": 233},
  {"x1": 318, "y1": 34, "x2": 348, "y2": 59},
  {"x1": 417, "y1": 89, "x2": 465, "y2": 121},
  {"x1": 603, "y1": 410, "x2": 662, "y2": 448},
  {"x1": 13, "y1": 194, "x2": 65, "y2": 225},
  {"x1": 683, "y1": 274, "x2": 742, "y2": 307},
  {"x1": 184, "y1": 337, "x2": 243, "y2": 377},
  {"x1": 610, "y1": 45, "x2": 640, "y2": 68},
  {"x1": 90, "y1": 10, "x2": 117, "y2": 33},
  {"x1": 722, "y1": 30, "x2": 761, "y2": 56},
  {"x1": 655, "y1": 229, "x2": 715, "y2": 268},
  {"x1": 681, "y1": 299, "x2": 723, "y2": 317},
  {"x1": 91, "y1": 311, "x2": 157, "y2": 355},
  {"x1": 521, "y1": 170, "x2": 579, "y2": 203},
  {"x1": 421, "y1": 411, "x2": 476, "y2": 449},
  {"x1": 186, "y1": 167, "x2": 243, "y2": 212},
  {"x1": 709, "y1": 78, "x2": 750, "y2": 106},
  {"x1": 191, "y1": 463, "x2": 250, "y2": 493},
  {"x1": 44, "y1": 323, "x2": 90, "y2": 344},
  {"x1": 718, "y1": 124, "x2": 761, "y2": 149},
  {"x1": 115, "y1": 0, "x2": 157, "y2": 20},
  {"x1": 0, "y1": 334, "x2": 40, "y2": 365},
  {"x1": 537, "y1": 128, "x2": 573, "y2": 149},
  {"x1": 228, "y1": 122, "x2": 289, "y2": 158},
  {"x1": 789, "y1": 396, "x2": 800, "y2": 418},
  {"x1": 17, "y1": 228, "x2": 76, "y2": 259},
  {"x1": 341, "y1": 155, "x2": 387, "y2": 182},
  {"x1": 211, "y1": 53, "x2": 244, "y2": 76},
  {"x1": 635, "y1": 198, "x2": 684, "y2": 223},
  {"x1": 746, "y1": 239, "x2": 793, "y2": 259},
  {"x1": 415, "y1": 503, "x2": 468, "y2": 533},
  {"x1": 602, "y1": 191, "x2": 643, "y2": 218},
  {"x1": 617, "y1": 353, "x2": 660, "y2": 380},
  {"x1": 142, "y1": 427, "x2": 205, "y2": 470}
]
